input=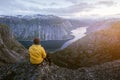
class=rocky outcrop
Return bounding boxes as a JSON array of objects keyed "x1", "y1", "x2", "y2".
[
  {"x1": 0, "y1": 24, "x2": 27, "y2": 66},
  {"x1": 0, "y1": 59, "x2": 120, "y2": 80},
  {"x1": 50, "y1": 21, "x2": 120, "y2": 69},
  {"x1": 0, "y1": 15, "x2": 73, "y2": 41}
]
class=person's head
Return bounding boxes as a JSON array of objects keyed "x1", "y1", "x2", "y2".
[{"x1": 33, "y1": 38, "x2": 40, "y2": 45}]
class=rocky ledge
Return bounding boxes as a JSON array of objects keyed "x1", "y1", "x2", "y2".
[
  {"x1": 0, "y1": 24, "x2": 27, "y2": 66},
  {"x1": 0, "y1": 59, "x2": 120, "y2": 80}
]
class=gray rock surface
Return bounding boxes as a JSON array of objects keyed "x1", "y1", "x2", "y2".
[
  {"x1": 0, "y1": 59, "x2": 120, "y2": 80},
  {"x1": 0, "y1": 24, "x2": 27, "y2": 66}
]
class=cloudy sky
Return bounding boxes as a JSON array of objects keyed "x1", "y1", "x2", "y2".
[{"x1": 0, "y1": 0, "x2": 120, "y2": 18}]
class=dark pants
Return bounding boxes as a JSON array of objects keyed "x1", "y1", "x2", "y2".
[{"x1": 44, "y1": 54, "x2": 51, "y2": 66}]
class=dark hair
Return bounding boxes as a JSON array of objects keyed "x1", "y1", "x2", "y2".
[{"x1": 33, "y1": 38, "x2": 40, "y2": 44}]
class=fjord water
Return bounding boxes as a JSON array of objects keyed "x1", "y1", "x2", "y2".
[
  {"x1": 19, "y1": 27, "x2": 88, "y2": 52},
  {"x1": 19, "y1": 40, "x2": 69, "y2": 52},
  {"x1": 60, "y1": 27, "x2": 88, "y2": 50}
]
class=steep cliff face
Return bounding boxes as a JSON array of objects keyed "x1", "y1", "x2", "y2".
[
  {"x1": 50, "y1": 21, "x2": 120, "y2": 69},
  {"x1": 0, "y1": 24, "x2": 27, "y2": 66},
  {"x1": 0, "y1": 15, "x2": 73, "y2": 41}
]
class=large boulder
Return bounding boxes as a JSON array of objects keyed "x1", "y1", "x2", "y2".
[{"x1": 0, "y1": 24, "x2": 27, "y2": 66}]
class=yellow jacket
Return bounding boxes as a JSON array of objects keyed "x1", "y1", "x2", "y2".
[{"x1": 29, "y1": 45, "x2": 46, "y2": 64}]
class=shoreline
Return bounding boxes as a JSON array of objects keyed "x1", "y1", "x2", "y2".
[
  {"x1": 50, "y1": 26, "x2": 88, "y2": 53},
  {"x1": 59, "y1": 26, "x2": 88, "y2": 50}
]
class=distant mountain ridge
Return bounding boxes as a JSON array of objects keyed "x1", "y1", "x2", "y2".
[
  {"x1": 87, "y1": 18, "x2": 120, "y2": 33},
  {"x1": 0, "y1": 15, "x2": 73, "y2": 41},
  {"x1": 0, "y1": 15, "x2": 97, "y2": 41}
]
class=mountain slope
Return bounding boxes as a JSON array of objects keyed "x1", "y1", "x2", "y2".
[
  {"x1": 0, "y1": 15, "x2": 73, "y2": 41},
  {"x1": 87, "y1": 18, "x2": 120, "y2": 33},
  {"x1": 0, "y1": 24, "x2": 27, "y2": 66},
  {"x1": 50, "y1": 21, "x2": 120, "y2": 69}
]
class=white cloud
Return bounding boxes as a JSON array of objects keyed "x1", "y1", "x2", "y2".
[{"x1": 0, "y1": 0, "x2": 120, "y2": 18}]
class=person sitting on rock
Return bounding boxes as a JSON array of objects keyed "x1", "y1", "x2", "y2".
[{"x1": 29, "y1": 38, "x2": 47, "y2": 65}]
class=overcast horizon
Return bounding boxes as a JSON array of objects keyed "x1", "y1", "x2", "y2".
[{"x1": 0, "y1": 0, "x2": 120, "y2": 19}]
